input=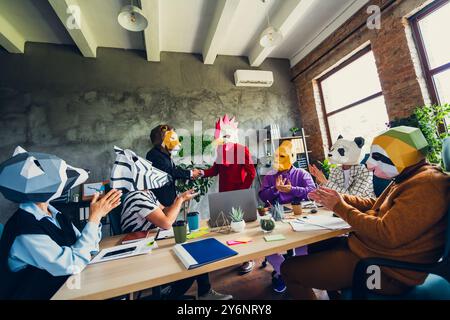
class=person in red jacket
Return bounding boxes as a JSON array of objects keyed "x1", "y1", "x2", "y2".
[{"x1": 200, "y1": 115, "x2": 257, "y2": 273}]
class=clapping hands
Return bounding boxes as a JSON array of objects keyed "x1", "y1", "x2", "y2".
[
  {"x1": 308, "y1": 164, "x2": 328, "y2": 185},
  {"x1": 276, "y1": 175, "x2": 292, "y2": 193},
  {"x1": 308, "y1": 186, "x2": 343, "y2": 211}
]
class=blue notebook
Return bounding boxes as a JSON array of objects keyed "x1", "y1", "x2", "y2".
[{"x1": 173, "y1": 238, "x2": 238, "y2": 270}]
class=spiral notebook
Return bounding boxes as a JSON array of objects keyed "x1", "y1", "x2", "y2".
[{"x1": 173, "y1": 238, "x2": 238, "y2": 270}]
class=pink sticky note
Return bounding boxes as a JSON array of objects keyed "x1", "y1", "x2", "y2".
[{"x1": 227, "y1": 240, "x2": 252, "y2": 246}]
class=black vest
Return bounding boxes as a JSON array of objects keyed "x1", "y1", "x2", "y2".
[{"x1": 0, "y1": 209, "x2": 77, "y2": 300}]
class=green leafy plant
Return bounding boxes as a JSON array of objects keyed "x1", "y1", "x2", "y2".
[
  {"x1": 176, "y1": 162, "x2": 214, "y2": 203},
  {"x1": 290, "y1": 127, "x2": 300, "y2": 136},
  {"x1": 178, "y1": 135, "x2": 214, "y2": 158},
  {"x1": 389, "y1": 104, "x2": 450, "y2": 165},
  {"x1": 271, "y1": 203, "x2": 285, "y2": 222},
  {"x1": 318, "y1": 158, "x2": 336, "y2": 179},
  {"x1": 260, "y1": 215, "x2": 276, "y2": 232},
  {"x1": 229, "y1": 207, "x2": 245, "y2": 223}
]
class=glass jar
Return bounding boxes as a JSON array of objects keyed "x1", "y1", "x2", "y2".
[{"x1": 260, "y1": 214, "x2": 276, "y2": 233}]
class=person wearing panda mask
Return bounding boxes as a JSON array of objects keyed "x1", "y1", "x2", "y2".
[
  {"x1": 282, "y1": 126, "x2": 450, "y2": 299},
  {"x1": 309, "y1": 135, "x2": 375, "y2": 198}
]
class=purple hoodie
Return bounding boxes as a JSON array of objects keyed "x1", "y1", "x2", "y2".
[{"x1": 259, "y1": 167, "x2": 316, "y2": 205}]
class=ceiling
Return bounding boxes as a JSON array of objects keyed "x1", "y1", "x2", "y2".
[{"x1": 0, "y1": 0, "x2": 370, "y2": 67}]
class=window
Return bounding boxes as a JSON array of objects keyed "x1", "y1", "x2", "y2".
[
  {"x1": 410, "y1": 0, "x2": 450, "y2": 126},
  {"x1": 318, "y1": 46, "x2": 389, "y2": 146}
]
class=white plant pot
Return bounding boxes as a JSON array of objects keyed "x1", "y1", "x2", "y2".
[{"x1": 230, "y1": 220, "x2": 246, "y2": 233}]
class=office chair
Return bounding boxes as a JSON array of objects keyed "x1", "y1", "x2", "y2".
[
  {"x1": 0, "y1": 223, "x2": 3, "y2": 239},
  {"x1": 343, "y1": 139, "x2": 450, "y2": 300}
]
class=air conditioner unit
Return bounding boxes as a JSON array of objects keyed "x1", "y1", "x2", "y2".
[{"x1": 234, "y1": 70, "x2": 274, "y2": 87}]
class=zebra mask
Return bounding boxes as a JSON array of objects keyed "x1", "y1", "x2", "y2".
[{"x1": 110, "y1": 146, "x2": 170, "y2": 193}]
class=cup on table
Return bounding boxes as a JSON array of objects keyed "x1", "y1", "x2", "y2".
[
  {"x1": 292, "y1": 201, "x2": 303, "y2": 216},
  {"x1": 173, "y1": 221, "x2": 187, "y2": 244},
  {"x1": 187, "y1": 212, "x2": 200, "y2": 231}
]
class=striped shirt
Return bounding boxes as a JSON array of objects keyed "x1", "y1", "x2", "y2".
[{"x1": 120, "y1": 191, "x2": 160, "y2": 233}]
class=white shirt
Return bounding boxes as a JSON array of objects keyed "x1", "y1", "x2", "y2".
[{"x1": 343, "y1": 169, "x2": 351, "y2": 189}]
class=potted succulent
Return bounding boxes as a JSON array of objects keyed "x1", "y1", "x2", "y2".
[
  {"x1": 257, "y1": 205, "x2": 269, "y2": 217},
  {"x1": 291, "y1": 198, "x2": 303, "y2": 216},
  {"x1": 290, "y1": 127, "x2": 300, "y2": 137},
  {"x1": 229, "y1": 207, "x2": 246, "y2": 233},
  {"x1": 260, "y1": 214, "x2": 276, "y2": 233}
]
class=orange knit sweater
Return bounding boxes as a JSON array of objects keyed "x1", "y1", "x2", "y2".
[{"x1": 333, "y1": 164, "x2": 450, "y2": 286}]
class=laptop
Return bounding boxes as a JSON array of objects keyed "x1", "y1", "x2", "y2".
[{"x1": 208, "y1": 189, "x2": 258, "y2": 228}]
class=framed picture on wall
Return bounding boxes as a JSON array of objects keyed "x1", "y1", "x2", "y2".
[{"x1": 81, "y1": 181, "x2": 110, "y2": 201}]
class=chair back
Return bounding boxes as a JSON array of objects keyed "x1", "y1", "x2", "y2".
[
  {"x1": 441, "y1": 138, "x2": 450, "y2": 259},
  {"x1": 109, "y1": 205, "x2": 123, "y2": 236},
  {"x1": 443, "y1": 137, "x2": 450, "y2": 172},
  {"x1": 0, "y1": 223, "x2": 3, "y2": 239}
]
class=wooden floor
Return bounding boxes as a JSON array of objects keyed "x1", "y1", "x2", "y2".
[{"x1": 185, "y1": 258, "x2": 329, "y2": 300}]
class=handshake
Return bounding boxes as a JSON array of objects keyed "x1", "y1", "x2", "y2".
[{"x1": 191, "y1": 169, "x2": 205, "y2": 180}]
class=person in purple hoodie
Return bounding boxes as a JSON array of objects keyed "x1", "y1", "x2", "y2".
[{"x1": 259, "y1": 141, "x2": 316, "y2": 293}]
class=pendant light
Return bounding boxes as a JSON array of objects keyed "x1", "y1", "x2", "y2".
[
  {"x1": 118, "y1": 0, "x2": 148, "y2": 32},
  {"x1": 259, "y1": 0, "x2": 283, "y2": 48}
]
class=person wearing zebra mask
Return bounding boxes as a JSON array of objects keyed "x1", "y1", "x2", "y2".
[{"x1": 111, "y1": 146, "x2": 232, "y2": 300}]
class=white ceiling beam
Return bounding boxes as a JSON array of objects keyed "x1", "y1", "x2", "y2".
[
  {"x1": 249, "y1": 0, "x2": 316, "y2": 67},
  {"x1": 290, "y1": 0, "x2": 370, "y2": 67},
  {"x1": 203, "y1": 0, "x2": 241, "y2": 65},
  {"x1": 48, "y1": 0, "x2": 97, "y2": 58},
  {"x1": 141, "y1": 0, "x2": 161, "y2": 62},
  {"x1": 0, "y1": 15, "x2": 25, "y2": 53}
]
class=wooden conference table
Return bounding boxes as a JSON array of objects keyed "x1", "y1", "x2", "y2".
[{"x1": 52, "y1": 208, "x2": 351, "y2": 300}]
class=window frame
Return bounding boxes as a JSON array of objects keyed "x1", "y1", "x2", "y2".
[
  {"x1": 317, "y1": 45, "x2": 385, "y2": 146},
  {"x1": 410, "y1": 0, "x2": 450, "y2": 106}
]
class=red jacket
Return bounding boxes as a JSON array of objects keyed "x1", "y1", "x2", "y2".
[{"x1": 203, "y1": 143, "x2": 256, "y2": 192}]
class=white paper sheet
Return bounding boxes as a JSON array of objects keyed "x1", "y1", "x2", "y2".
[{"x1": 290, "y1": 215, "x2": 351, "y2": 232}]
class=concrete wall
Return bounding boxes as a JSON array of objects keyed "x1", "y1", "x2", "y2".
[{"x1": 0, "y1": 42, "x2": 300, "y2": 224}]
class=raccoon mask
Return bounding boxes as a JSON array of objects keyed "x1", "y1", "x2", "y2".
[
  {"x1": 366, "y1": 126, "x2": 429, "y2": 180},
  {"x1": 328, "y1": 136, "x2": 365, "y2": 166},
  {"x1": 0, "y1": 146, "x2": 89, "y2": 203},
  {"x1": 110, "y1": 146, "x2": 170, "y2": 193}
]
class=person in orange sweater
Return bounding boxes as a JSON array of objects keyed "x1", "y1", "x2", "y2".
[{"x1": 281, "y1": 126, "x2": 450, "y2": 299}]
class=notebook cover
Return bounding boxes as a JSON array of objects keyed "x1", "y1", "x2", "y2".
[
  {"x1": 179, "y1": 238, "x2": 238, "y2": 269},
  {"x1": 121, "y1": 231, "x2": 150, "y2": 244}
]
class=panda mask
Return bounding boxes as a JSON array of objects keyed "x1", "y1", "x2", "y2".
[
  {"x1": 0, "y1": 146, "x2": 89, "y2": 203},
  {"x1": 366, "y1": 126, "x2": 428, "y2": 180},
  {"x1": 328, "y1": 136, "x2": 365, "y2": 166}
]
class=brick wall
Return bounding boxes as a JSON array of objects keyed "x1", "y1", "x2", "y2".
[{"x1": 292, "y1": 0, "x2": 433, "y2": 162}]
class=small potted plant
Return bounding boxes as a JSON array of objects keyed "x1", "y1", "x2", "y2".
[
  {"x1": 257, "y1": 205, "x2": 269, "y2": 217},
  {"x1": 260, "y1": 214, "x2": 276, "y2": 233},
  {"x1": 229, "y1": 207, "x2": 246, "y2": 233},
  {"x1": 290, "y1": 127, "x2": 300, "y2": 137},
  {"x1": 291, "y1": 198, "x2": 303, "y2": 216}
]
